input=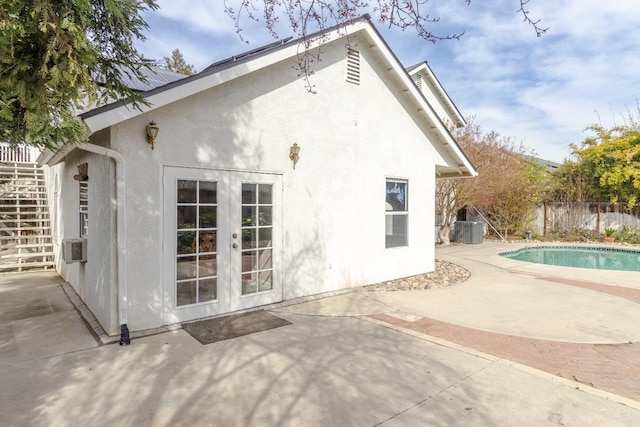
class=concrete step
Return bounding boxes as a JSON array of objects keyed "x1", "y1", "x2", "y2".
[
  {"x1": 0, "y1": 198, "x2": 48, "y2": 203},
  {"x1": 1, "y1": 242, "x2": 53, "y2": 250},
  {"x1": 0, "y1": 214, "x2": 49, "y2": 221},
  {"x1": 0, "y1": 252, "x2": 54, "y2": 260},
  {"x1": 0, "y1": 204, "x2": 48, "y2": 209},
  {"x1": 0, "y1": 218, "x2": 50, "y2": 227},
  {"x1": 0, "y1": 227, "x2": 50, "y2": 238},
  {"x1": 0, "y1": 216, "x2": 50, "y2": 221},
  {"x1": 0, "y1": 261, "x2": 56, "y2": 271},
  {"x1": 0, "y1": 232, "x2": 52, "y2": 237}
]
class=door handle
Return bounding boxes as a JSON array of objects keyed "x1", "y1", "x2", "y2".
[{"x1": 232, "y1": 243, "x2": 238, "y2": 249}]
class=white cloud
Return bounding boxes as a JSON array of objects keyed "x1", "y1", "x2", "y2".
[
  {"x1": 153, "y1": 0, "x2": 236, "y2": 35},
  {"x1": 136, "y1": 1, "x2": 640, "y2": 163}
]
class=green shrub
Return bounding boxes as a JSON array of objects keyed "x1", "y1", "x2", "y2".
[{"x1": 615, "y1": 226, "x2": 640, "y2": 244}]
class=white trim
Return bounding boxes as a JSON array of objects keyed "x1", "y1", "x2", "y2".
[
  {"x1": 408, "y1": 62, "x2": 466, "y2": 128},
  {"x1": 61, "y1": 17, "x2": 475, "y2": 178}
]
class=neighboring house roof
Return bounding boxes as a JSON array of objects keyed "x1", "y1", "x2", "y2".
[
  {"x1": 406, "y1": 62, "x2": 466, "y2": 129},
  {"x1": 524, "y1": 155, "x2": 562, "y2": 169},
  {"x1": 49, "y1": 15, "x2": 476, "y2": 178}
]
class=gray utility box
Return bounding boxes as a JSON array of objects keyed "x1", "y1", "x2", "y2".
[{"x1": 454, "y1": 221, "x2": 484, "y2": 244}]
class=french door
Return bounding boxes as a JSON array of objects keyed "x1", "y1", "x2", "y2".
[{"x1": 163, "y1": 167, "x2": 282, "y2": 324}]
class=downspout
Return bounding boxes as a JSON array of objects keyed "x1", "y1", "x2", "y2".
[{"x1": 76, "y1": 143, "x2": 130, "y2": 345}]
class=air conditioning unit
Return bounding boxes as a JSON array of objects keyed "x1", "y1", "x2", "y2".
[{"x1": 62, "y1": 238, "x2": 87, "y2": 263}]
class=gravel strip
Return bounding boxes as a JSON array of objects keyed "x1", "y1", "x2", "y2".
[{"x1": 363, "y1": 259, "x2": 470, "y2": 292}]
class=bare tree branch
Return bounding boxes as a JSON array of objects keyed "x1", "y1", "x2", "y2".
[
  {"x1": 518, "y1": 0, "x2": 548, "y2": 37},
  {"x1": 223, "y1": 1, "x2": 547, "y2": 91}
]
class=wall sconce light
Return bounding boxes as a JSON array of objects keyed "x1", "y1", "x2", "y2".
[
  {"x1": 146, "y1": 121, "x2": 159, "y2": 150},
  {"x1": 289, "y1": 143, "x2": 300, "y2": 168}
]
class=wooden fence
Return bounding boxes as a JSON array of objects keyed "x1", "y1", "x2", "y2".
[{"x1": 534, "y1": 202, "x2": 640, "y2": 234}]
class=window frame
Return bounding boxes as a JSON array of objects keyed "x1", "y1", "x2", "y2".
[
  {"x1": 385, "y1": 178, "x2": 409, "y2": 248},
  {"x1": 79, "y1": 180, "x2": 88, "y2": 238}
]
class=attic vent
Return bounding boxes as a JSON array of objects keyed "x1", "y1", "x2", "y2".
[
  {"x1": 414, "y1": 73, "x2": 423, "y2": 90},
  {"x1": 346, "y1": 48, "x2": 360, "y2": 85}
]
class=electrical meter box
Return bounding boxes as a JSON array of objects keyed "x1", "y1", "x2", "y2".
[{"x1": 62, "y1": 238, "x2": 87, "y2": 263}]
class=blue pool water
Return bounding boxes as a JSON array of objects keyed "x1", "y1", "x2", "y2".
[{"x1": 500, "y1": 246, "x2": 640, "y2": 272}]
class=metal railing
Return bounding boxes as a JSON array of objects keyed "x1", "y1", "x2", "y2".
[{"x1": 0, "y1": 143, "x2": 40, "y2": 163}]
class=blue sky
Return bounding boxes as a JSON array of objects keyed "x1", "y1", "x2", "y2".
[{"x1": 137, "y1": 0, "x2": 640, "y2": 163}]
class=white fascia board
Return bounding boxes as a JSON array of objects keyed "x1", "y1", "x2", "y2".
[
  {"x1": 422, "y1": 64, "x2": 466, "y2": 128},
  {"x1": 361, "y1": 26, "x2": 476, "y2": 177},
  {"x1": 409, "y1": 63, "x2": 466, "y2": 128}
]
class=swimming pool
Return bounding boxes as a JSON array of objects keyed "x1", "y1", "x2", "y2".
[{"x1": 500, "y1": 246, "x2": 640, "y2": 272}]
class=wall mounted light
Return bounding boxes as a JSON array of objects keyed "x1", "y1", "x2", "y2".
[
  {"x1": 73, "y1": 163, "x2": 88, "y2": 181},
  {"x1": 146, "y1": 121, "x2": 159, "y2": 150},
  {"x1": 289, "y1": 143, "x2": 300, "y2": 168}
]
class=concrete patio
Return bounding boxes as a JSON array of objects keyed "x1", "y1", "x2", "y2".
[{"x1": 1, "y1": 241, "x2": 640, "y2": 426}]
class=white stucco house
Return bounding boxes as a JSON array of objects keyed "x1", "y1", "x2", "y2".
[{"x1": 38, "y1": 15, "x2": 476, "y2": 342}]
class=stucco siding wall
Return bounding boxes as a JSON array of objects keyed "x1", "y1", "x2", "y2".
[
  {"x1": 104, "y1": 34, "x2": 442, "y2": 330},
  {"x1": 43, "y1": 134, "x2": 117, "y2": 334}
]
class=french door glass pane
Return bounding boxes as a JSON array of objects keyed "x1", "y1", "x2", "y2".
[
  {"x1": 177, "y1": 281, "x2": 196, "y2": 306},
  {"x1": 258, "y1": 249, "x2": 272, "y2": 270},
  {"x1": 199, "y1": 181, "x2": 217, "y2": 204},
  {"x1": 242, "y1": 184, "x2": 256, "y2": 204},
  {"x1": 242, "y1": 206, "x2": 256, "y2": 226},
  {"x1": 242, "y1": 229, "x2": 256, "y2": 249},
  {"x1": 178, "y1": 180, "x2": 197, "y2": 203},
  {"x1": 176, "y1": 179, "x2": 218, "y2": 306},
  {"x1": 241, "y1": 251, "x2": 257, "y2": 273},
  {"x1": 241, "y1": 183, "x2": 274, "y2": 295},
  {"x1": 259, "y1": 206, "x2": 272, "y2": 225},
  {"x1": 177, "y1": 206, "x2": 196, "y2": 228},
  {"x1": 199, "y1": 206, "x2": 216, "y2": 228},
  {"x1": 258, "y1": 271, "x2": 273, "y2": 291},
  {"x1": 199, "y1": 254, "x2": 217, "y2": 276},
  {"x1": 258, "y1": 185, "x2": 272, "y2": 204},
  {"x1": 242, "y1": 272, "x2": 258, "y2": 295},
  {"x1": 198, "y1": 279, "x2": 217, "y2": 302},
  {"x1": 177, "y1": 256, "x2": 196, "y2": 280},
  {"x1": 177, "y1": 231, "x2": 195, "y2": 255},
  {"x1": 258, "y1": 228, "x2": 272, "y2": 247}
]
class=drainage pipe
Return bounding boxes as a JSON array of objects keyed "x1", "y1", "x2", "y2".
[{"x1": 74, "y1": 143, "x2": 130, "y2": 345}]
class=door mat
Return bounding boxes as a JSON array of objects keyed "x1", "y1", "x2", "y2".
[{"x1": 182, "y1": 310, "x2": 292, "y2": 345}]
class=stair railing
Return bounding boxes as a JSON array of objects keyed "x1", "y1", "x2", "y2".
[{"x1": 0, "y1": 143, "x2": 40, "y2": 163}]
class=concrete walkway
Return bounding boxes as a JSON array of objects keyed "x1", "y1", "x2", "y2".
[
  {"x1": 2, "y1": 243, "x2": 640, "y2": 426},
  {"x1": 369, "y1": 242, "x2": 640, "y2": 344}
]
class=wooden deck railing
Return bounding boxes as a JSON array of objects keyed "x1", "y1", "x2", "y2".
[{"x1": 0, "y1": 143, "x2": 40, "y2": 163}]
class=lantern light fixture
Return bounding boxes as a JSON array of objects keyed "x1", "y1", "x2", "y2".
[
  {"x1": 146, "y1": 121, "x2": 159, "y2": 150},
  {"x1": 289, "y1": 143, "x2": 300, "y2": 167}
]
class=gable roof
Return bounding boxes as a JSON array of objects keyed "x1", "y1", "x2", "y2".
[
  {"x1": 69, "y1": 16, "x2": 476, "y2": 178},
  {"x1": 407, "y1": 62, "x2": 466, "y2": 129}
]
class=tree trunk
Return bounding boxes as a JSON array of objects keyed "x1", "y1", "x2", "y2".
[{"x1": 438, "y1": 224, "x2": 451, "y2": 246}]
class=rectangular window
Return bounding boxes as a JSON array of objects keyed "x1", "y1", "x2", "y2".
[
  {"x1": 385, "y1": 179, "x2": 408, "y2": 248},
  {"x1": 79, "y1": 181, "x2": 88, "y2": 237}
]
